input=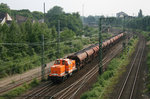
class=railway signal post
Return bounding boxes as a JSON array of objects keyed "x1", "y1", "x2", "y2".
[
  {"x1": 41, "y1": 3, "x2": 46, "y2": 81},
  {"x1": 99, "y1": 18, "x2": 103, "y2": 74},
  {"x1": 41, "y1": 35, "x2": 45, "y2": 81}
]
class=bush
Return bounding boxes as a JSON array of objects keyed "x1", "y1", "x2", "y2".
[
  {"x1": 146, "y1": 44, "x2": 150, "y2": 93},
  {"x1": 29, "y1": 78, "x2": 39, "y2": 87},
  {"x1": 0, "y1": 55, "x2": 41, "y2": 79},
  {"x1": 101, "y1": 71, "x2": 114, "y2": 80}
]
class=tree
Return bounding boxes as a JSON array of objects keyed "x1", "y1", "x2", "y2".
[
  {"x1": 60, "y1": 28, "x2": 76, "y2": 41},
  {"x1": 0, "y1": 3, "x2": 11, "y2": 14},
  {"x1": 32, "y1": 11, "x2": 44, "y2": 20},
  {"x1": 87, "y1": 16, "x2": 96, "y2": 24},
  {"x1": 24, "y1": 20, "x2": 33, "y2": 42},
  {"x1": 17, "y1": 9, "x2": 33, "y2": 18},
  {"x1": 0, "y1": 23, "x2": 9, "y2": 42},
  {"x1": 138, "y1": 9, "x2": 143, "y2": 18},
  {"x1": 46, "y1": 7, "x2": 82, "y2": 34},
  {"x1": 51, "y1": 26, "x2": 57, "y2": 39},
  {"x1": 47, "y1": 6, "x2": 64, "y2": 17}
]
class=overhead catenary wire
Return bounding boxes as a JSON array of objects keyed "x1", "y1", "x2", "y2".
[
  {"x1": 0, "y1": 39, "x2": 76, "y2": 46},
  {"x1": 0, "y1": 41, "x2": 75, "y2": 65},
  {"x1": 0, "y1": 31, "x2": 111, "y2": 68},
  {"x1": 0, "y1": 42, "x2": 41, "y2": 46},
  {"x1": 0, "y1": 33, "x2": 111, "y2": 66}
]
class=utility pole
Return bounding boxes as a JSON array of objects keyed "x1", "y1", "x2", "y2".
[
  {"x1": 123, "y1": 16, "x2": 125, "y2": 32},
  {"x1": 41, "y1": 3, "x2": 46, "y2": 81},
  {"x1": 122, "y1": 16, "x2": 126, "y2": 53},
  {"x1": 82, "y1": 4, "x2": 84, "y2": 35},
  {"x1": 41, "y1": 35, "x2": 45, "y2": 81},
  {"x1": 99, "y1": 18, "x2": 103, "y2": 74},
  {"x1": 44, "y1": 2, "x2": 45, "y2": 23},
  {"x1": 82, "y1": 4, "x2": 84, "y2": 25},
  {"x1": 57, "y1": 20, "x2": 60, "y2": 58}
]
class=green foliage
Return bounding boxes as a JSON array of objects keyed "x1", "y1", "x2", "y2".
[
  {"x1": 60, "y1": 28, "x2": 76, "y2": 41},
  {"x1": 16, "y1": 9, "x2": 33, "y2": 18},
  {"x1": 32, "y1": 11, "x2": 44, "y2": 20},
  {"x1": 102, "y1": 33, "x2": 112, "y2": 40},
  {"x1": 126, "y1": 16, "x2": 150, "y2": 31},
  {"x1": 141, "y1": 31, "x2": 150, "y2": 41},
  {"x1": 83, "y1": 16, "x2": 123, "y2": 27},
  {"x1": 0, "y1": 3, "x2": 11, "y2": 14},
  {"x1": 29, "y1": 78, "x2": 39, "y2": 87},
  {"x1": 47, "y1": 6, "x2": 64, "y2": 16},
  {"x1": 46, "y1": 6, "x2": 82, "y2": 34},
  {"x1": 83, "y1": 26, "x2": 95, "y2": 37},
  {"x1": 72, "y1": 40, "x2": 83, "y2": 52},
  {"x1": 83, "y1": 15, "x2": 150, "y2": 32},
  {"x1": 146, "y1": 45, "x2": 150, "y2": 92}
]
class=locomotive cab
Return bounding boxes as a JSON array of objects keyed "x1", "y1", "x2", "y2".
[{"x1": 49, "y1": 59, "x2": 76, "y2": 82}]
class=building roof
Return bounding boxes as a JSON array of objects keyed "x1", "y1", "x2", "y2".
[
  {"x1": 0, "y1": 13, "x2": 12, "y2": 25},
  {"x1": 116, "y1": 12, "x2": 128, "y2": 18},
  {"x1": 6, "y1": 13, "x2": 12, "y2": 21},
  {"x1": 16, "y1": 15, "x2": 28, "y2": 23},
  {"x1": 38, "y1": 19, "x2": 44, "y2": 23}
]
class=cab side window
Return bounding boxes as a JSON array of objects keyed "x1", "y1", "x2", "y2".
[
  {"x1": 66, "y1": 62, "x2": 68, "y2": 66},
  {"x1": 62, "y1": 60, "x2": 65, "y2": 65}
]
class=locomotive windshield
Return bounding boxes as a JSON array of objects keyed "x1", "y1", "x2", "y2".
[{"x1": 54, "y1": 60, "x2": 60, "y2": 64}]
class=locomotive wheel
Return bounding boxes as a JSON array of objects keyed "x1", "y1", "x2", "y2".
[
  {"x1": 47, "y1": 75, "x2": 51, "y2": 80},
  {"x1": 69, "y1": 73, "x2": 73, "y2": 76}
]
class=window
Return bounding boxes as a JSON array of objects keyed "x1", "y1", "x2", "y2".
[
  {"x1": 68, "y1": 61, "x2": 71, "y2": 65},
  {"x1": 55, "y1": 60, "x2": 60, "y2": 64},
  {"x1": 62, "y1": 60, "x2": 65, "y2": 65}
]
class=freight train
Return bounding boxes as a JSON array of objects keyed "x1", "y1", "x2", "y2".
[{"x1": 48, "y1": 33, "x2": 125, "y2": 82}]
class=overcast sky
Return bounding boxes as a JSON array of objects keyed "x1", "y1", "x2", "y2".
[{"x1": 1, "y1": 0, "x2": 150, "y2": 17}]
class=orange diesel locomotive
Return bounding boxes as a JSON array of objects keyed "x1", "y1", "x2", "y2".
[
  {"x1": 48, "y1": 33, "x2": 125, "y2": 82},
  {"x1": 49, "y1": 59, "x2": 76, "y2": 82}
]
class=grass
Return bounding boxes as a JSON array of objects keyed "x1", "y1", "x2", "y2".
[
  {"x1": 81, "y1": 37, "x2": 138, "y2": 99},
  {"x1": 140, "y1": 31, "x2": 150, "y2": 41},
  {"x1": 0, "y1": 78, "x2": 40, "y2": 99},
  {"x1": 145, "y1": 42, "x2": 150, "y2": 94},
  {"x1": 140, "y1": 31, "x2": 150, "y2": 93}
]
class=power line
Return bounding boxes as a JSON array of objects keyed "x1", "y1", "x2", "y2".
[
  {"x1": 0, "y1": 49, "x2": 59, "y2": 66},
  {"x1": 0, "y1": 50, "x2": 60, "y2": 72},
  {"x1": 0, "y1": 40, "x2": 75, "y2": 46},
  {"x1": 0, "y1": 42, "x2": 41, "y2": 46}
]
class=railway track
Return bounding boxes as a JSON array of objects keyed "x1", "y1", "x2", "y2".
[
  {"x1": 0, "y1": 68, "x2": 50, "y2": 95},
  {"x1": 116, "y1": 36, "x2": 145, "y2": 99},
  {"x1": 21, "y1": 41, "x2": 123, "y2": 99},
  {"x1": 53, "y1": 46, "x2": 122, "y2": 99}
]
